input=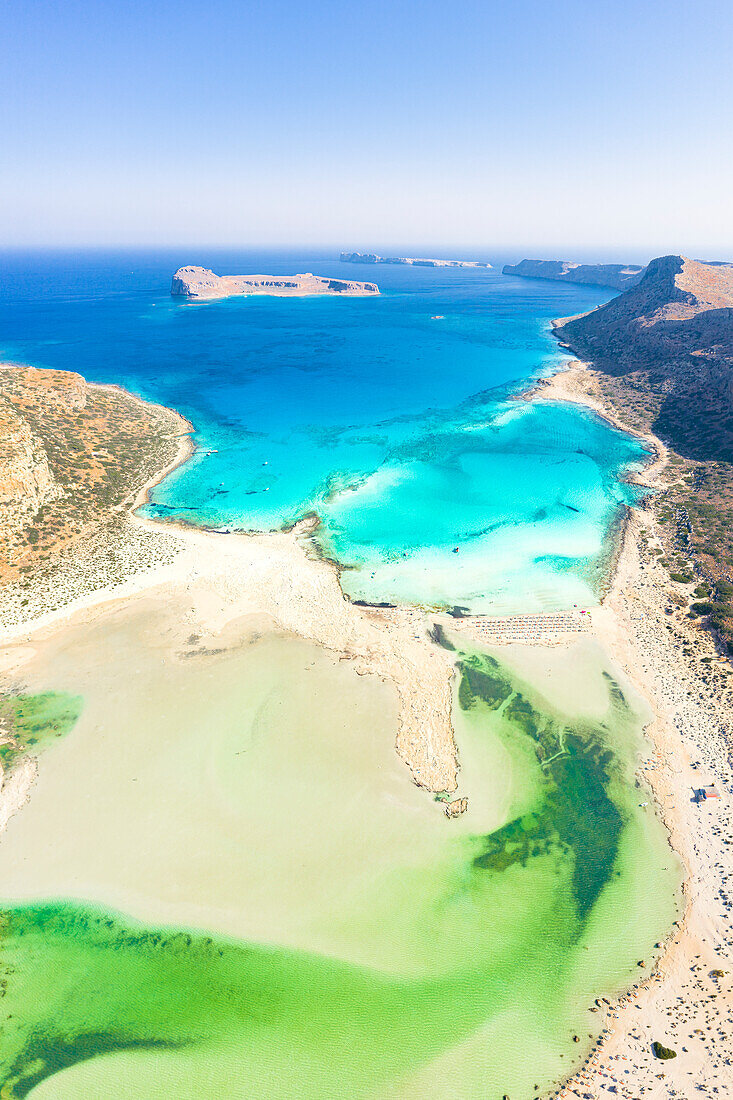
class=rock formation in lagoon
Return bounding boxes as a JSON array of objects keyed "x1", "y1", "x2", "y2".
[
  {"x1": 171, "y1": 266, "x2": 379, "y2": 299},
  {"x1": 503, "y1": 258, "x2": 645, "y2": 290},
  {"x1": 340, "y1": 252, "x2": 492, "y2": 268},
  {"x1": 444, "y1": 796, "x2": 468, "y2": 818}
]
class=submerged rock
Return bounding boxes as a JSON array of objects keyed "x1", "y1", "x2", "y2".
[{"x1": 444, "y1": 797, "x2": 468, "y2": 818}]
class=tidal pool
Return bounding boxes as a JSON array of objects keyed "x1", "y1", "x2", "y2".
[{"x1": 0, "y1": 598, "x2": 680, "y2": 1097}]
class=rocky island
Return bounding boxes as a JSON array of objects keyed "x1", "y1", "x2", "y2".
[
  {"x1": 340, "y1": 252, "x2": 491, "y2": 268},
  {"x1": 503, "y1": 258, "x2": 645, "y2": 290},
  {"x1": 171, "y1": 266, "x2": 379, "y2": 299}
]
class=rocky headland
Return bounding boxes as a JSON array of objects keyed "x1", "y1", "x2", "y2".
[
  {"x1": 551, "y1": 254, "x2": 733, "y2": 657},
  {"x1": 171, "y1": 266, "x2": 379, "y2": 299},
  {"x1": 528, "y1": 259, "x2": 733, "y2": 1098},
  {"x1": 503, "y1": 258, "x2": 645, "y2": 291},
  {"x1": 340, "y1": 252, "x2": 491, "y2": 268},
  {"x1": 0, "y1": 364, "x2": 190, "y2": 620},
  {"x1": 554, "y1": 255, "x2": 733, "y2": 425}
]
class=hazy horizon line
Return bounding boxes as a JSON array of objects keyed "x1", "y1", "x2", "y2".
[{"x1": 1, "y1": 243, "x2": 730, "y2": 263}]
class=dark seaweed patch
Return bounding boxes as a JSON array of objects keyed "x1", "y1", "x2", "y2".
[
  {"x1": 601, "y1": 670, "x2": 627, "y2": 706},
  {"x1": 4, "y1": 1032, "x2": 187, "y2": 1099},
  {"x1": 457, "y1": 655, "x2": 511, "y2": 711},
  {"x1": 0, "y1": 692, "x2": 82, "y2": 769},
  {"x1": 460, "y1": 652, "x2": 626, "y2": 921},
  {"x1": 427, "y1": 623, "x2": 455, "y2": 651}
]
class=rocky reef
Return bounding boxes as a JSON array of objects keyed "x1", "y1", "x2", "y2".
[
  {"x1": 171, "y1": 267, "x2": 379, "y2": 299},
  {"x1": 444, "y1": 797, "x2": 468, "y2": 818},
  {"x1": 503, "y1": 258, "x2": 645, "y2": 291},
  {"x1": 340, "y1": 252, "x2": 491, "y2": 268}
]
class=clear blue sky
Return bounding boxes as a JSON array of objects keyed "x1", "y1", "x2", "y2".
[{"x1": 3, "y1": 0, "x2": 732, "y2": 256}]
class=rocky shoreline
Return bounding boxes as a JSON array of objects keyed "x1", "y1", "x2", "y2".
[{"x1": 503, "y1": 258, "x2": 645, "y2": 291}]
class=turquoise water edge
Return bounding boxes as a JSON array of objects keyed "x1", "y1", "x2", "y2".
[
  {"x1": 0, "y1": 251, "x2": 680, "y2": 1097},
  {"x1": 0, "y1": 250, "x2": 645, "y2": 613}
]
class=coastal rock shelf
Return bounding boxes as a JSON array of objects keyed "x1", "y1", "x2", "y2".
[
  {"x1": 340, "y1": 252, "x2": 491, "y2": 268},
  {"x1": 171, "y1": 266, "x2": 379, "y2": 299},
  {"x1": 503, "y1": 258, "x2": 645, "y2": 291}
]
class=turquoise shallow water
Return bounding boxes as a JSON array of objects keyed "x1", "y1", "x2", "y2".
[
  {"x1": 0, "y1": 252, "x2": 681, "y2": 1096},
  {"x1": 0, "y1": 249, "x2": 643, "y2": 612}
]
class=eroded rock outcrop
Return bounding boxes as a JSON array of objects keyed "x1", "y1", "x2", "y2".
[
  {"x1": 503, "y1": 258, "x2": 645, "y2": 291},
  {"x1": 171, "y1": 267, "x2": 379, "y2": 299}
]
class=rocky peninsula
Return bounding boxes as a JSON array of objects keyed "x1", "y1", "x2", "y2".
[
  {"x1": 340, "y1": 252, "x2": 491, "y2": 268},
  {"x1": 553, "y1": 255, "x2": 733, "y2": 655},
  {"x1": 503, "y1": 258, "x2": 645, "y2": 290},
  {"x1": 171, "y1": 266, "x2": 379, "y2": 299}
]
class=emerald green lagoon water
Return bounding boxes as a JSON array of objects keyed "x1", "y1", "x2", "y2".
[{"x1": 0, "y1": 600, "x2": 680, "y2": 1098}]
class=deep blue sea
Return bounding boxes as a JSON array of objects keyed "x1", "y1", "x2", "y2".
[{"x1": 0, "y1": 249, "x2": 646, "y2": 613}]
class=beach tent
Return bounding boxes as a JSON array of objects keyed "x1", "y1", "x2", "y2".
[{"x1": 695, "y1": 785, "x2": 721, "y2": 802}]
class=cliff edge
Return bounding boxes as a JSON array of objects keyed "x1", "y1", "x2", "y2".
[
  {"x1": 171, "y1": 267, "x2": 379, "y2": 299},
  {"x1": 503, "y1": 258, "x2": 645, "y2": 291},
  {"x1": 553, "y1": 255, "x2": 733, "y2": 460},
  {"x1": 554, "y1": 255, "x2": 733, "y2": 368}
]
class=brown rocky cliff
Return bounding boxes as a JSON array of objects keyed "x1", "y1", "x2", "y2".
[
  {"x1": 553, "y1": 256, "x2": 733, "y2": 462},
  {"x1": 503, "y1": 258, "x2": 645, "y2": 291}
]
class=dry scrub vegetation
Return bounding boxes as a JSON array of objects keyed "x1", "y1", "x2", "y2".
[{"x1": 0, "y1": 365, "x2": 188, "y2": 622}]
